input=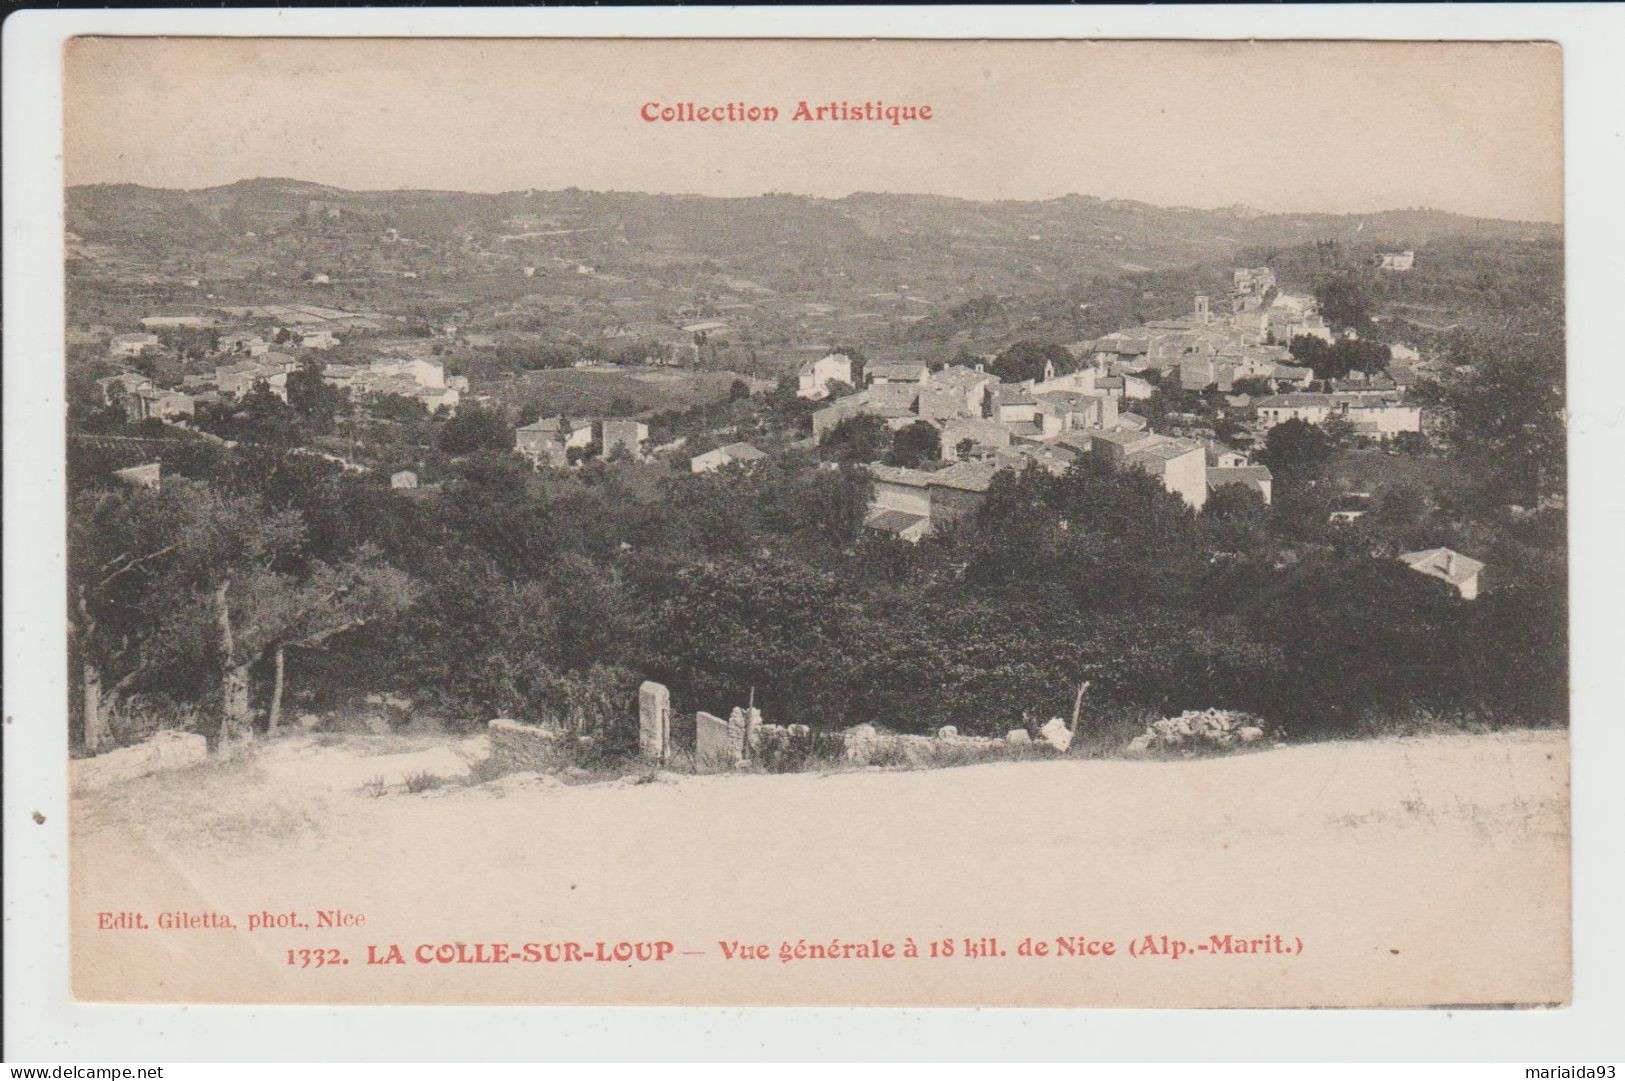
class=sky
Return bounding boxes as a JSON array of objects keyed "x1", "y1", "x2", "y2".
[{"x1": 64, "y1": 37, "x2": 1563, "y2": 222}]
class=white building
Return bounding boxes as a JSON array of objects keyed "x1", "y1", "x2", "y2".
[
  {"x1": 1400, "y1": 548, "x2": 1483, "y2": 599},
  {"x1": 866, "y1": 361, "x2": 932, "y2": 386},
  {"x1": 1088, "y1": 429, "x2": 1208, "y2": 511},
  {"x1": 139, "y1": 315, "x2": 210, "y2": 329},
  {"x1": 690, "y1": 442, "x2": 768, "y2": 474},
  {"x1": 108, "y1": 333, "x2": 160, "y2": 358},
  {"x1": 796, "y1": 353, "x2": 854, "y2": 400},
  {"x1": 1334, "y1": 396, "x2": 1423, "y2": 439},
  {"x1": 1257, "y1": 393, "x2": 1334, "y2": 428}
]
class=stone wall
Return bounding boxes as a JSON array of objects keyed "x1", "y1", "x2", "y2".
[
  {"x1": 746, "y1": 720, "x2": 1009, "y2": 768},
  {"x1": 838, "y1": 724, "x2": 1004, "y2": 766},
  {"x1": 695, "y1": 708, "x2": 761, "y2": 769},
  {"x1": 70, "y1": 730, "x2": 208, "y2": 792},
  {"x1": 487, "y1": 718, "x2": 567, "y2": 772}
]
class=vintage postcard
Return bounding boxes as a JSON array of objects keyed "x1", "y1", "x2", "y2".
[{"x1": 58, "y1": 36, "x2": 1567, "y2": 1009}]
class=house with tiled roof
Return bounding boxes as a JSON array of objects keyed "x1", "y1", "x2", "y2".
[
  {"x1": 516, "y1": 415, "x2": 593, "y2": 467},
  {"x1": 1087, "y1": 427, "x2": 1160, "y2": 462},
  {"x1": 1313, "y1": 394, "x2": 1423, "y2": 440},
  {"x1": 940, "y1": 417, "x2": 1012, "y2": 460},
  {"x1": 108, "y1": 332, "x2": 160, "y2": 358},
  {"x1": 993, "y1": 443, "x2": 1079, "y2": 479},
  {"x1": 916, "y1": 387, "x2": 977, "y2": 423},
  {"x1": 989, "y1": 384, "x2": 1039, "y2": 427},
  {"x1": 1207, "y1": 464, "x2": 1274, "y2": 505},
  {"x1": 866, "y1": 361, "x2": 932, "y2": 386},
  {"x1": 862, "y1": 459, "x2": 1007, "y2": 542},
  {"x1": 126, "y1": 387, "x2": 195, "y2": 423},
  {"x1": 1122, "y1": 436, "x2": 1208, "y2": 511},
  {"x1": 1084, "y1": 430, "x2": 1206, "y2": 510},
  {"x1": 96, "y1": 371, "x2": 155, "y2": 407},
  {"x1": 863, "y1": 464, "x2": 936, "y2": 541},
  {"x1": 1036, "y1": 389, "x2": 1117, "y2": 433},
  {"x1": 796, "y1": 352, "x2": 853, "y2": 400},
  {"x1": 1257, "y1": 393, "x2": 1333, "y2": 428},
  {"x1": 690, "y1": 441, "x2": 768, "y2": 474},
  {"x1": 1399, "y1": 548, "x2": 1484, "y2": 599},
  {"x1": 930, "y1": 364, "x2": 997, "y2": 415},
  {"x1": 1269, "y1": 364, "x2": 1315, "y2": 389}
]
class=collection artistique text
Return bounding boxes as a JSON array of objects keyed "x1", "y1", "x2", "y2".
[{"x1": 641, "y1": 100, "x2": 934, "y2": 126}]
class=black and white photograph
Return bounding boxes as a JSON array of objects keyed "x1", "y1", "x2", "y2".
[{"x1": 8, "y1": 16, "x2": 1614, "y2": 1059}]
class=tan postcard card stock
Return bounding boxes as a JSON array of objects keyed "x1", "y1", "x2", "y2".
[{"x1": 61, "y1": 37, "x2": 1568, "y2": 1007}]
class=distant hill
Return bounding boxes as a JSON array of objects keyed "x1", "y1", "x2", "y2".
[{"x1": 67, "y1": 180, "x2": 1558, "y2": 275}]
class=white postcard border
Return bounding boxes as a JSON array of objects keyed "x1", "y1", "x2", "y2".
[{"x1": 5, "y1": 3, "x2": 1623, "y2": 1062}]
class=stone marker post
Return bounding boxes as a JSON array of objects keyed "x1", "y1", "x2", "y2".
[
  {"x1": 695, "y1": 712, "x2": 731, "y2": 768},
  {"x1": 726, "y1": 707, "x2": 749, "y2": 764},
  {"x1": 745, "y1": 707, "x2": 762, "y2": 765},
  {"x1": 638, "y1": 680, "x2": 671, "y2": 762}
]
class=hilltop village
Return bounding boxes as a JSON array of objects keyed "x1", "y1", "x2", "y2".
[
  {"x1": 85, "y1": 264, "x2": 1433, "y2": 540},
  {"x1": 503, "y1": 266, "x2": 1429, "y2": 553}
]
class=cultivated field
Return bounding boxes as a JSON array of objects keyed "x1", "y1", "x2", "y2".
[{"x1": 479, "y1": 365, "x2": 768, "y2": 418}]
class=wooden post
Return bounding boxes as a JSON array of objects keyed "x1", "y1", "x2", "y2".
[{"x1": 1069, "y1": 680, "x2": 1091, "y2": 736}]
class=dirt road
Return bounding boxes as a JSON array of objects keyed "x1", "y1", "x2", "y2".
[{"x1": 70, "y1": 730, "x2": 1569, "y2": 1007}]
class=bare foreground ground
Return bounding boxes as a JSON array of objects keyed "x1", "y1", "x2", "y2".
[{"x1": 70, "y1": 730, "x2": 1569, "y2": 1007}]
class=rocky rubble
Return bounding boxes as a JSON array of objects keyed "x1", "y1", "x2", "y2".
[{"x1": 1125, "y1": 709, "x2": 1270, "y2": 757}]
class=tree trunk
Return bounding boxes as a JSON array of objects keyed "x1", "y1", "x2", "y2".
[
  {"x1": 222, "y1": 664, "x2": 253, "y2": 744},
  {"x1": 215, "y1": 579, "x2": 251, "y2": 744},
  {"x1": 83, "y1": 662, "x2": 108, "y2": 753},
  {"x1": 267, "y1": 647, "x2": 286, "y2": 732}
]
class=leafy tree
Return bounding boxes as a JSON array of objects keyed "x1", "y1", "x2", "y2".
[
  {"x1": 1289, "y1": 337, "x2": 1391, "y2": 380},
  {"x1": 990, "y1": 340, "x2": 1072, "y2": 384},
  {"x1": 438, "y1": 406, "x2": 514, "y2": 455},
  {"x1": 68, "y1": 481, "x2": 288, "y2": 748},
  {"x1": 1415, "y1": 333, "x2": 1564, "y2": 507},
  {"x1": 67, "y1": 479, "x2": 413, "y2": 745},
  {"x1": 1314, "y1": 272, "x2": 1377, "y2": 337},
  {"x1": 363, "y1": 391, "x2": 429, "y2": 423},
  {"x1": 637, "y1": 554, "x2": 869, "y2": 724},
  {"x1": 1204, "y1": 483, "x2": 1268, "y2": 523},
  {"x1": 886, "y1": 420, "x2": 941, "y2": 467},
  {"x1": 819, "y1": 413, "x2": 890, "y2": 464},
  {"x1": 219, "y1": 546, "x2": 417, "y2": 735},
  {"x1": 1258, "y1": 418, "x2": 1332, "y2": 479},
  {"x1": 1243, "y1": 553, "x2": 1463, "y2": 732},
  {"x1": 285, "y1": 359, "x2": 348, "y2": 432},
  {"x1": 219, "y1": 381, "x2": 305, "y2": 446}
]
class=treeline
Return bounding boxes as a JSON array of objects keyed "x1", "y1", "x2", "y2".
[{"x1": 453, "y1": 339, "x2": 677, "y2": 384}]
